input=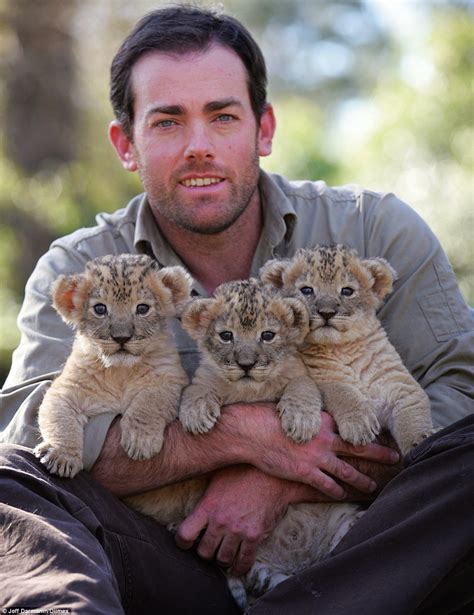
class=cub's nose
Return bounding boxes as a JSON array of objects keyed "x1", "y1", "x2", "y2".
[
  {"x1": 317, "y1": 308, "x2": 337, "y2": 323},
  {"x1": 237, "y1": 360, "x2": 257, "y2": 373},
  {"x1": 112, "y1": 335, "x2": 132, "y2": 346}
]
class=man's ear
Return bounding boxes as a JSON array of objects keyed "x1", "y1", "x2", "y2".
[
  {"x1": 52, "y1": 274, "x2": 90, "y2": 326},
  {"x1": 181, "y1": 298, "x2": 218, "y2": 342},
  {"x1": 361, "y1": 257, "x2": 398, "y2": 301},
  {"x1": 257, "y1": 103, "x2": 276, "y2": 158},
  {"x1": 109, "y1": 120, "x2": 138, "y2": 172}
]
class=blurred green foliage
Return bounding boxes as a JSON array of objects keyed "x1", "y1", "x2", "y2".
[{"x1": 0, "y1": 0, "x2": 472, "y2": 385}]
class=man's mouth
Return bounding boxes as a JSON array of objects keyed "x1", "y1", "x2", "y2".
[{"x1": 180, "y1": 177, "x2": 224, "y2": 188}]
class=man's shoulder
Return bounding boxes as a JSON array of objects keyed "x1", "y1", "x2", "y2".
[
  {"x1": 265, "y1": 171, "x2": 390, "y2": 210},
  {"x1": 50, "y1": 193, "x2": 143, "y2": 257}
]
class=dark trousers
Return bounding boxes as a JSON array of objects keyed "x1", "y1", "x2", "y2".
[{"x1": 1, "y1": 415, "x2": 473, "y2": 615}]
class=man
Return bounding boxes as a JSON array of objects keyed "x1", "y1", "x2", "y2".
[{"x1": 1, "y1": 6, "x2": 473, "y2": 614}]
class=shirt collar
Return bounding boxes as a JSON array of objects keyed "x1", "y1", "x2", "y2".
[{"x1": 133, "y1": 170, "x2": 298, "y2": 280}]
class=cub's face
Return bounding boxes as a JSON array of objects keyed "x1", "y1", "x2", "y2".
[
  {"x1": 182, "y1": 279, "x2": 309, "y2": 382},
  {"x1": 261, "y1": 245, "x2": 396, "y2": 345},
  {"x1": 53, "y1": 255, "x2": 191, "y2": 367}
]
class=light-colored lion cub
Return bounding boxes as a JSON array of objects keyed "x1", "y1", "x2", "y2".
[
  {"x1": 173, "y1": 279, "x2": 361, "y2": 608},
  {"x1": 261, "y1": 245, "x2": 433, "y2": 454},
  {"x1": 34, "y1": 254, "x2": 191, "y2": 477},
  {"x1": 179, "y1": 278, "x2": 322, "y2": 442}
]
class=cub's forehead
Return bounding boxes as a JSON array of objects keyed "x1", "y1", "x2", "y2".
[
  {"x1": 296, "y1": 245, "x2": 357, "y2": 281},
  {"x1": 215, "y1": 279, "x2": 272, "y2": 328},
  {"x1": 85, "y1": 254, "x2": 157, "y2": 299}
]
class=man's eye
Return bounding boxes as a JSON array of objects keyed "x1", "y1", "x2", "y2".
[
  {"x1": 154, "y1": 119, "x2": 176, "y2": 129},
  {"x1": 216, "y1": 114, "x2": 235, "y2": 123},
  {"x1": 93, "y1": 303, "x2": 107, "y2": 316},
  {"x1": 300, "y1": 287, "x2": 314, "y2": 296},
  {"x1": 136, "y1": 304, "x2": 150, "y2": 315},
  {"x1": 219, "y1": 331, "x2": 234, "y2": 342}
]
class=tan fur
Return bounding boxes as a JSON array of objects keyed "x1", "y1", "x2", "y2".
[
  {"x1": 130, "y1": 279, "x2": 361, "y2": 610},
  {"x1": 34, "y1": 254, "x2": 191, "y2": 477},
  {"x1": 261, "y1": 245, "x2": 433, "y2": 454},
  {"x1": 179, "y1": 278, "x2": 322, "y2": 443}
]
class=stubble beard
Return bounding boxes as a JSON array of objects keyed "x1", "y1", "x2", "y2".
[{"x1": 139, "y1": 147, "x2": 261, "y2": 236}]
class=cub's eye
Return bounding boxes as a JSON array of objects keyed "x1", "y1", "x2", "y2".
[
  {"x1": 219, "y1": 331, "x2": 234, "y2": 343},
  {"x1": 341, "y1": 287, "x2": 354, "y2": 297},
  {"x1": 261, "y1": 331, "x2": 275, "y2": 342},
  {"x1": 93, "y1": 303, "x2": 107, "y2": 316},
  {"x1": 136, "y1": 304, "x2": 150, "y2": 315},
  {"x1": 300, "y1": 286, "x2": 314, "y2": 296}
]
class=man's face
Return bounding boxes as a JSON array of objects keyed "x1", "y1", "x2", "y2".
[{"x1": 112, "y1": 44, "x2": 274, "y2": 235}]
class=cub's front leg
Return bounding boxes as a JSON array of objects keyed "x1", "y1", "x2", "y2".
[
  {"x1": 120, "y1": 377, "x2": 183, "y2": 460},
  {"x1": 277, "y1": 376, "x2": 322, "y2": 443},
  {"x1": 34, "y1": 386, "x2": 87, "y2": 478},
  {"x1": 179, "y1": 381, "x2": 223, "y2": 435},
  {"x1": 319, "y1": 382, "x2": 380, "y2": 446}
]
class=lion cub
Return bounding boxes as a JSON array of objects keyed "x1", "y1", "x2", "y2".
[
  {"x1": 261, "y1": 245, "x2": 433, "y2": 454},
  {"x1": 34, "y1": 254, "x2": 191, "y2": 477},
  {"x1": 173, "y1": 279, "x2": 361, "y2": 608},
  {"x1": 179, "y1": 278, "x2": 322, "y2": 442}
]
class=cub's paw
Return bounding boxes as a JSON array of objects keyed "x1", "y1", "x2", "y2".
[
  {"x1": 120, "y1": 423, "x2": 164, "y2": 461},
  {"x1": 34, "y1": 442, "x2": 83, "y2": 478},
  {"x1": 402, "y1": 428, "x2": 438, "y2": 455},
  {"x1": 179, "y1": 397, "x2": 221, "y2": 435},
  {"x1": 277, "y1": 401, "x2": 321, "y2": 443},
  {"x1": 338, "y1": 412, "x2": 380, "y2": 446}
]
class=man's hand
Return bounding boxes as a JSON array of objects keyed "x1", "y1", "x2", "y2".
[
  {"x1": 244, "y1": 410, "x2": 400, "y2": 500},
  {"x1": 176, "y1": 465, "x2": 293, "y2": 575}
]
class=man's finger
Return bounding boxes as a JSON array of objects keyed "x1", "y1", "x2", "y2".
[
  {"x1": 216, "y1": 534, "x2": 241, "y2": 568},
  {"x1": 232, "y1": 539, "x2": 260, "y2": 575},
  {"x1": 196, "y1": 527, "x2": 224, "y2": 560},
  {"x1": 175, "y1": 508, "x2": 209, "y2": 550},
  {"x1": 329, "y1": 456, "x2": 378, "y2": 493},
  {"x1": 335, "y1": 437, "x2": 400, "y2": 464}
]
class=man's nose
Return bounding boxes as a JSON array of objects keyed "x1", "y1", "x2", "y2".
[{"x1": 184, "y1": 122, "x2": 215, "y2": 160}]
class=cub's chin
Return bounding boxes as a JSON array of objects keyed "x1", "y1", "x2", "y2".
[{"x1": 99, "y1": 350, "x2": 141, "y2": 369}]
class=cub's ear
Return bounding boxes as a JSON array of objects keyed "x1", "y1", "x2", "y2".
[
  {"x1": 181, "y1": 298, "x2": 219, "y2": 341},
  {"x1": 260, "y1": 259, "x2": 290, "y2": 288},
  {"x1": 156, "y1": 266, "x2": 193, "y2": 314},
  {"x1": 361, "y1": 257, "x2": 398, "y2": 301},
  {"x1": 52, "y1": 273, "x2": 91, "y2": 326},
  {"x1": 269, "y1": 297, "x2": 309, "y2": 344}
]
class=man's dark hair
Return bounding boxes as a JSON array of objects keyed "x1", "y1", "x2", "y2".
[{"x1": 110, "y1": 4, "x2": 268, "y2": 138}]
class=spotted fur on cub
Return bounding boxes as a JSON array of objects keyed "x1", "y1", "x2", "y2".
[
  {"x1": 261, "y1": 245, "x2": 433, "y2": 454},
  {"x1": 179, "y1": 278, "x2": 322, "y2": 442},
  {"x1": 34, "y1": 254, "x2": 190, "y2": 477}
]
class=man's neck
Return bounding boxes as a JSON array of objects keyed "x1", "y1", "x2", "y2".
[{"x1": 152, "y1": 195, "x2": 263, "y2": 295}]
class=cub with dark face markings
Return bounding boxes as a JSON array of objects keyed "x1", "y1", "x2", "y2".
[
  {"x1": 179, "y1": 278, "x2": 322, "y2": 442},
  {"x1": 34, "y1": 254, "x2": 191, "y2": 477},
  {"x1": 261, "y1": 244, "x2": 433, "y2": 455}
]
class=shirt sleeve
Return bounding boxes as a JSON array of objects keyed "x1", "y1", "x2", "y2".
[
  {"x1": 362, "y1": 191, "x2": 474, "y2": 428},
  {"x1": 0, "y1": 244, "x2": 117, "y2": 470}
]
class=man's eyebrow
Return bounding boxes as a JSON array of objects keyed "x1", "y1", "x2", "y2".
[
  {"x1": 204, "y1": 98, "x2": 244, "y2": 113},
  {"x1": 146, "y1": 104, "x2": 185, "y2": 118},
  {"x1": 145, "y1": 98, "x2": 243, "y2": 119}
]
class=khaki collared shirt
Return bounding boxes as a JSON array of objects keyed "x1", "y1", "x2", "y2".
[{"x1": 1, "y1": 171, "x2": 473, "y2": 469}]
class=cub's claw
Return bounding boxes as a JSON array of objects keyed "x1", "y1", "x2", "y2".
[
  {"x1": 179, "y1": 398, "x2": 221, "y2": 434},
  {"x1": 120, "y1": 427, "x2": 164, "y2": 461},
  {"x1": 34, "y1": 442, "x2": 83, "y2": 478},
  {"x1": 338, "y1": 412, "x2": 380, "y2": 446},
  {"x1": 278, "y1": 401, "x2": 321, "y2": 443}
]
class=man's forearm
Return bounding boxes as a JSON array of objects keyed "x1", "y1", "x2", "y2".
[
  {"x1": 90, "y1": 405, "x2": 400, "y2": 498},
  {"x1": 90, "y1": 405, "x2": 267, "y2": 496}
]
